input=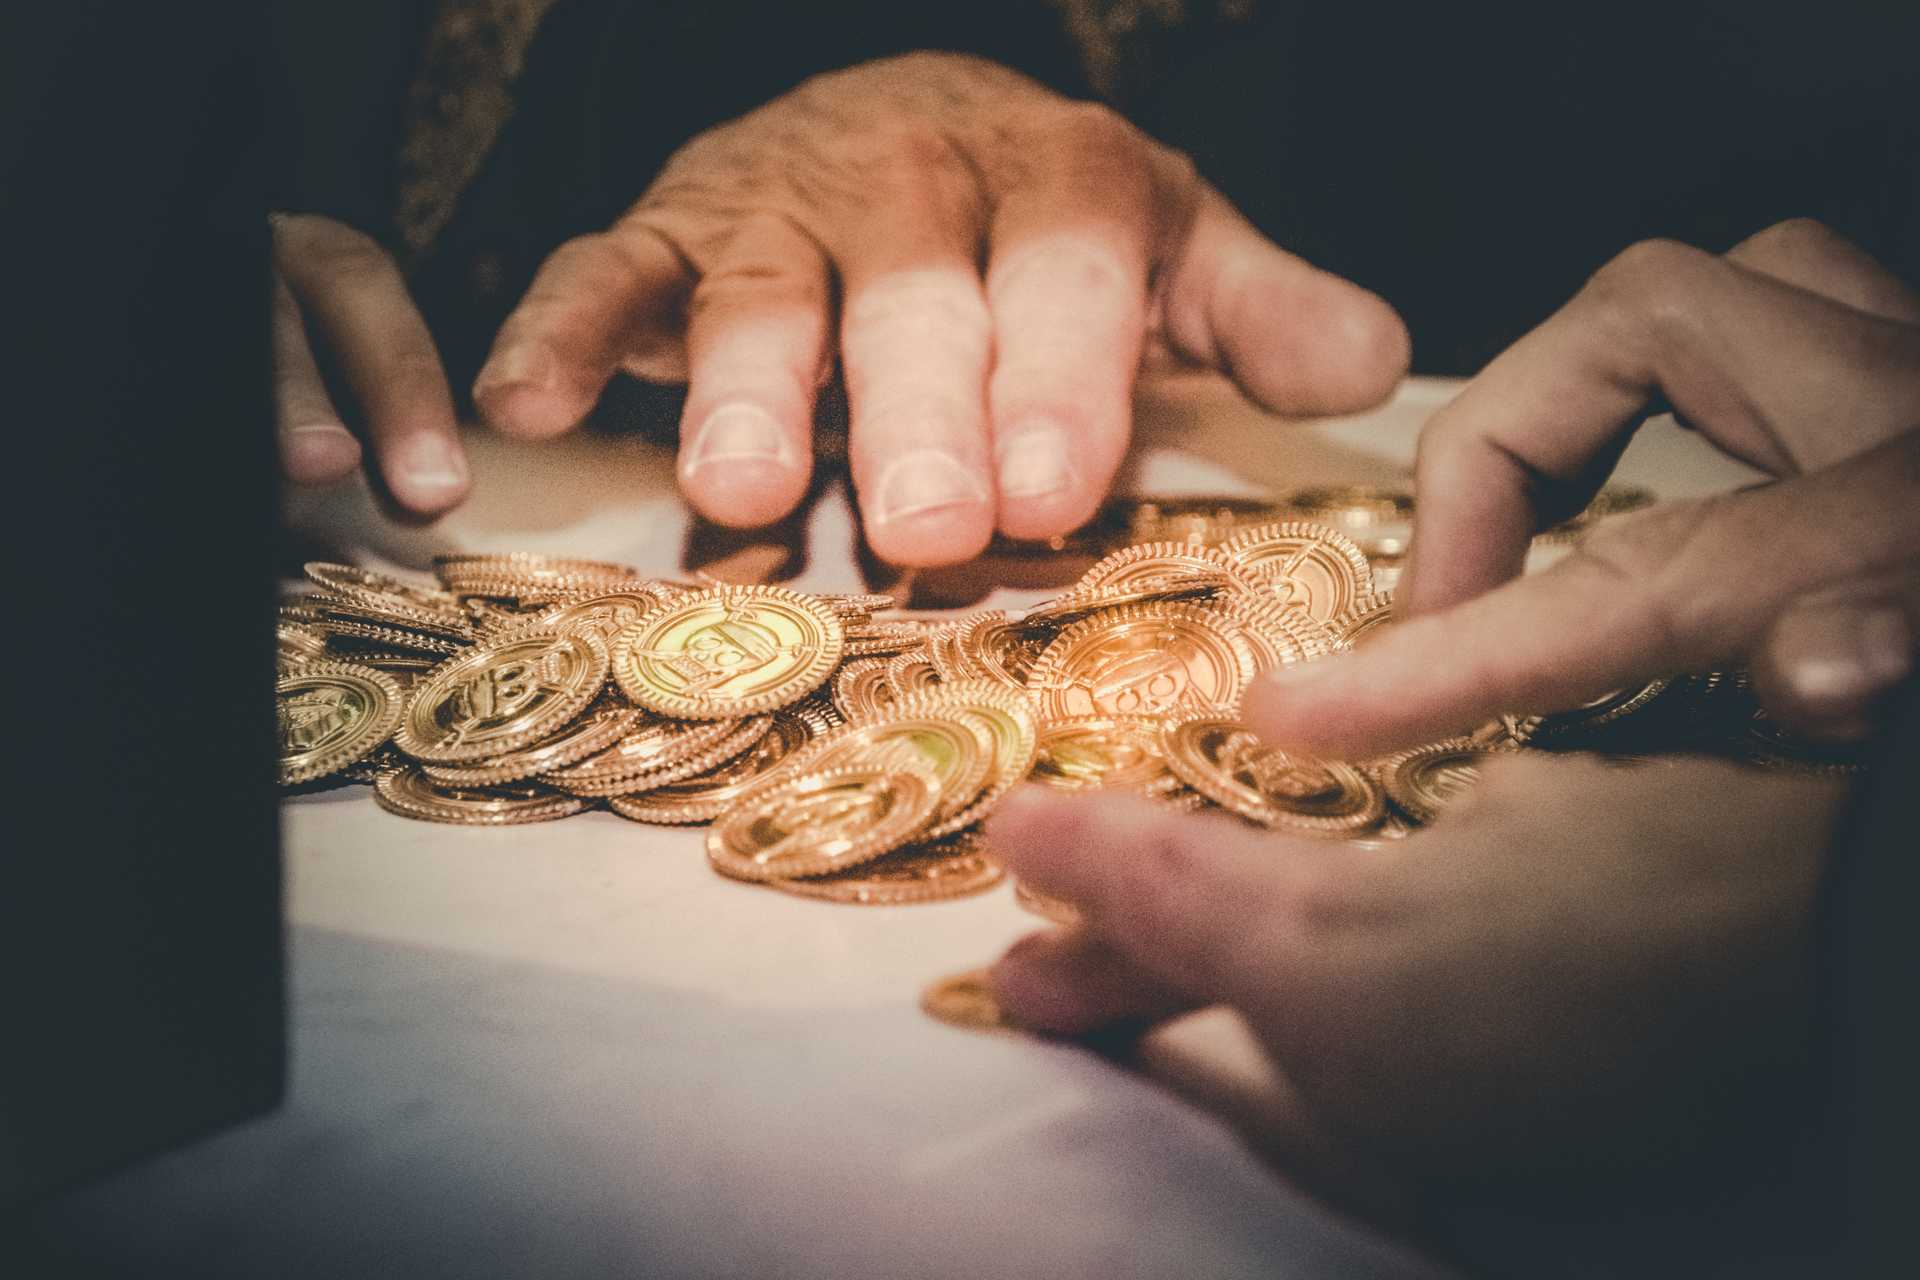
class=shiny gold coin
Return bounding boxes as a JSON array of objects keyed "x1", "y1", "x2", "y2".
[
  {"x1": 1330, "y1": 591, "x2": 1395, "y2": 647},
  {"x1": 276, "y1": 622, "x2": 329, "y2": 665},
  {"x1": 842, "y1": 619, "x2": 934, "y2": 657},
  {"x1": 606, "y1": 712, "x2": 815, "y2": 824},
  {"x1": 1377, "y1": 739, "x2": 1491, "y2": 824},
  {"x1": 920, "y1": 968, "x2": 1021, "y2": 1034},
  {"x1": 556, "y1": 715, "x2": 773, "y2": 798},
  {"x1": 1280, "y1": 485, "x2": 1414, "y2": 529},
  {"x1": 1119, "y1": 495, "x2": 1286, "y2": 546},
  {"x1": 395, "y1": 629, "x2": 609, "y2": 763},
  {"x1": 897, "y1": 681, "x2": 1040, "y2": 839},
  {"x1": 501, "y1": 589, "x2": 682, "y2": 646},
  {"x1": 884, "y1": 650, "x2": 943, "y2": 700},
  {"x1": 769, "y1": 832, "x2": 1005, "y2": 905},
  {"x1": 1027, "y1": 602, "x2": 1256, "y2": 722},
  {"x1": 352, "y1": 652, "x2": 446, "y2": 686},
  {"x1": 832, "y1": 656, "x2": 898, "y2": 721},
  {"x1": 277, "y1": 661, "x2": 405, "y2": 785},
  {"x1": 1532, "y1": 679, "x2": 1672, "y2": 740},
  {"x1": 421, "y1": 701, "x2": 645, "y2": 787},
  {"x1": 1163, "y1": 718, "x2": 1384, "y2": 834},
  {"x1": 954, "y1": 610, "x2": 1040, "y2": 692},
  {"x1": 787, "y1": 699, "x2": 995, "y2": 826},
  {"x1": 706, "y1": 764, "x2": 941, "y2": 882},
  {"x1": 610, "y1": 585, "x2": 843, "y2": 720},
  {"x1": 318, "y1": 617, "x2": 467, "y2": 656},
  {"x1": 543, "y1": 715, "x2": 744, "y2": 790},
  {"x1": 1013, "y1": 880, "x2": 1082, "y2": 927},
  {"x1": 925, "y1": 623, "x2": 974, "y2": 683},
  {"x1": 1218, "y1": 521, "x2": 1373, "y2": 624},
  {"x1": 373, "y1": 766, "x2": 586, "y2": 825},
  {"x1": 1016, "y1": 578, "x2": 1221, "y2": 629},
  {"x1": 1215, "y1": 596, "x2": 1339, "y2": 673},
  {"x1": 1032, "y1": 716, "x2": 1172, "y2": 792},
  {"x1": 304, "y1": 562, "x2": 469, "y2": 633},
  {"x1": 1077, "y1": 540, "x2": 1264, "y2": 596}
]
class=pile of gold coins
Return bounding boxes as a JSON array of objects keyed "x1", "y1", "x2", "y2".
[{"x1": 276, "y1": 485, "x2": 1856, "y2": 918}]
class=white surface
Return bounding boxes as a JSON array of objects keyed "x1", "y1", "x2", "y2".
[{"x1": 37, "y1": 376, "x2": 1763, "y2": 1278}]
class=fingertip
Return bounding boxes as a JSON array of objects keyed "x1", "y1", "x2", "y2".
[
  {"x1": 280, "y1": 423, "x2": 362, "y2": 486},
  {"x1": 1227, "y1": 271, "x2": 1410, "y2": 416},
  {"x1": 678, "y1": 402, "x2": 812, "y2": 528},
  {"x1": 378, "y1": 431, "x2": 472, "y2": 516},
  {"x1": 990, "y1": 931, "x2": 1103, "y2": 1034},
  {"x1": 1243, "y1": 660, "x2": 1374, "y2": 757},
  {"x1": 859, "y1": 448, "x2": 995, "y2": 567},
  {"x1": 1755, "y1": 602, "x2": 1913, "y2": 740},
  {"x1": 993, "y1": 418, "x2": 1109, "y2": 542}
]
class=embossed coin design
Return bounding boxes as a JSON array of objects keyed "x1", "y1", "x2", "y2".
[
  {"x1": 396, "y1": 629, "x2": 608, "y2": 763},
  {"x1": 611, "y1": 586, "x2": 843, "y2": 719},
  {"x1": 277, "y1": 661, "x2": 405, "y2": 785},
  {"x1": 1379, "y1": 739, "x2": 1491, "y2": 824},
  {"x1": 1220, "y1": 521, "x2": 1373, "y2": 623},
  {"x1": 1028, "y1": 603, "x2": 1255, "y2": 721},
  {"x1": 1033, "y1": 717, "x2": 1171, "y2": 792},
  {"x1": 707, "y1": 765, "x2": 941, "y2": 881},
  {"x1": 1164, "y1": 718, "x2": 1384, "y2": 833}
]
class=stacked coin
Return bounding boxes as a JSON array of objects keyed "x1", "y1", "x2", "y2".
[{"x1": 276, "y1": 527, "x2": 1860, "y2": 914}]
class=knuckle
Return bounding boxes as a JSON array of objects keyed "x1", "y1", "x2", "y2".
[
  {"x1": 844, "y1": 270, "x2": 990, "y2": 346},
  {"x1": 1573, "y1": 495, "x2": 1728, "y2": 651},
  {"x1": 1734, "y1": 217, "x2": 1842, "y2": 262},
  {"x1": 1575, "y1": 237, "x2": 1715, "y2": 350},
  {"x1": 1033, "y1": 98, "x2": 1141, "y2": 155}
]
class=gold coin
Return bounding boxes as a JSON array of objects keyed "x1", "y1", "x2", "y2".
[
  {"x1": 954, "y1": 610, "x2": 1041, "y2": 692},
  {"x1": 897, "y1": 681, "x2": 1039, "y2": 839},
  {"x1": 1078, "y1": 541, "x2": 1264, "y2": 596},
  {"x1": 769, "y1": 832, "x2": 1005, "y2": 905},
  {"x1": 1377, "y1": 739, "x2": 1490, "y2": 824},
  {"x1": 420, "y1": 701, "x2": 645, "y2": 787},
  {"x1": 1120, "y1": 495, "x2": 1286, "y2": 546},
  {"x1": 396, "y1": 629, "x2": 609, "y2": 763},
  {"x1": 610, "y1": 586, "x2": 843, "y2": 720},
  {"x1": 501, "y1": 589, "x2": 682, "y2": 645},
  {"x1": 276, "y1": 622, "x2": 329, "y2": 665},
  {"x1": 1280, "y1": 485, "x2": 1414, "y2": 529},
  {"x1": 543, "y1": 714, "x2": 745, "y2": 789},
  {"x1": 556, "y1": 715, "x2": 773, "y2": 797},
  {"x1": 373, "y1": 766, "x2": 586, "y2": 824},
  {"x1": 1532, "y1": 679, "x2": 1672, "y2": 740},
  {"x1": 920, "y1": 968, "x2": 1021, "y2": 1034},
  {"x1": 787, "y1": 698, "x2": 995, "y2": 826},
  {"x1": 1032, "y1": 716, "x2": 1171, "y2": 792},
  {"x1": 925, "y1": 623, "x2": 974, "y2": 683},
  {"x1": 842, "y1": 619, "x2": 933, "y2": 657},
  {"x1": 883, "y1": 650, "x2": 943, "y2": 700},
  {"x1": 1163, "y1": 718, "x2": 1384, "y2": 834},
  {"x1": 1218, "y1": 521, "x2": 1373, "y2": 624},
  {"x1": 706, "y1": 764, "x2": 941, "y2": 882},
  {"x1": 832, "y1": 655, "x2": 898, "y2": 721},
  {"x1": 277, "y1": 661, "x2": 405, "y2": 785},
  {"x1": 1330, "y1": 591, "x2": 1396, "y2": 647},
  {"x1": 316, "y1": 619, "x2": 466, "y2": 657},
  {"x1": 1026, "y1": 602, "x2": 1255, "y2": 721},
  {"x1": 1215, "y1": 595, "x2": 1340, "y2": 672},
  {"x1": 606, "y1": 712, "x2": 816, "y2": 824},
  {"x1": 304, "y1": 562, "x2": 470, "y2": 636},
  {"x1": 1017, "y1": 578, "x2": 1222, "y2": 629},
  {"x1": 1013, "y1": 880, "x2": 1082, "y2": 927}
]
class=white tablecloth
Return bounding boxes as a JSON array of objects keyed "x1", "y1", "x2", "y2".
[{"x1": 33, "y1": 376, "x2": 1761, "y2": 1278}]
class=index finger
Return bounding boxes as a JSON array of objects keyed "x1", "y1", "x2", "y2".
[
  {"x1": 1403, "y1": 239, "x2": 1920, "y2": 619},
  {"x1": 1250, "y1": 433, "x2": 1920, "y2": 758}
]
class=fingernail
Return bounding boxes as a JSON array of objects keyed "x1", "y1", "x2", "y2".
[
  {"x1": 475, "y1": 342, "x2": 555, "y2": 395},
  {"x1": 399, "y1": 436, "x2": 468, "y2": 491},
  {"x1": 283, "y1": 423, "x2": 360, "y2": 475},
  {"x1": 680, "y1": 403, "x2": 795, "y2": 478},
  {"x1": 1789, "y1": 657, "x2": 1872, "y2": 703},
  {"x1": 872, "y1": 448, "x2": 989, "y2": 525},
  {"x1": 1858, "y1": 608, "x2": 1913, "y2": 685},
  {"x1": 996, "y1": 421, "x2": 1078, "y2": 501}
]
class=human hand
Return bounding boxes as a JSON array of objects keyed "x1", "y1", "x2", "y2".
[
  {"x1": 472, "y1": 53, "x2": 1409, "y2": 565},
  {"x1": 271, "y1": 213, "x2": 469, "y2": 515},
  {"x1": 1246, "y1": 221, "x2": 1920, "y2": 757},
  {"x1": 986, "y1": 754, "x2": 1849, "y2": 1207}
]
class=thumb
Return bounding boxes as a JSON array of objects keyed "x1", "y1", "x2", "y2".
[
  {"x1": 1247, "y1": 428, "x2": 1920, "y2": 759},
  {"x1": 985, "y1": 787, "x2": 1355, "y2": 1016}
]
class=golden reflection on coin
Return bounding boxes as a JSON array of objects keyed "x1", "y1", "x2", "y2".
[
  {"x1": 707, "y1": 764, "x2": 941, "y2": 881},
  {"x1": 420, "y1": 701, "x2": 643, "y2": 787},
  {"x1": 1163, "y1": 718, "x2": 1383, "y2": 834},
  {"x1": 833, "y1": 656, "x2": 898, "y2": 721},
  {"x1": 787, "y1": 702, "x2": 995, "y2": 826},
  {"x1": 1331, "y1": 591, "x2": 1395, "y2": 647},
  {"x1": 1219, "y1": 521, "x2": 1373, "y2": 623},
  {"x1": 770, "y1": 833, "x2": 1005, "y2": 905},
  {"x1": 396, "y1": 630, "x2": 609, "y2": 763},
  {"x1": 920, "y1": 968, "x2": 1021, "y2": 1034},
  {"x1": 1532, "y1": 679, "x2": 1672, "y2": 740},
  {"x1": 898, "y1": 682, "x2": 1039, "y2": 838},
  {"x1": 1032, "y1": 716, "x2": 1171, "y2": 792},
  {"x1": 611, "y1": 586, "x2": 843, "y2": 720},
  {"x1": 1378, "y1": 739, "x2": 1491, "y2": 824},
  {"x1": 557, "y1": 715, "x2": 772, "y2": 798},
  {"x1": 1078, "y1": 541, "x2": 1263, "y2": 595},
  {"x1": 1013, "y1": 880, "x2": 1082, "y2": 927},
  {"x1": 1281, "y1": 485, "x2": 1414, "y2": 529},
  {"x1": 607, "y1": 712, "x2": 815, "y2": 824},
  {"x1": 1027, "y1": 603, "x2": 1255, "y2": 722},
  {"x1": 373, "y1": 766, "x2": 586, "y2": 825},
  {"x1": 277, "y1": 661, "x2": 405, "y2": 785}
]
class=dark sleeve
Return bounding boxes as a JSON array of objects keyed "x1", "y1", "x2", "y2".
[{"x1": 415, "y1": 0, "x2": 1088, "y2": 396}]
